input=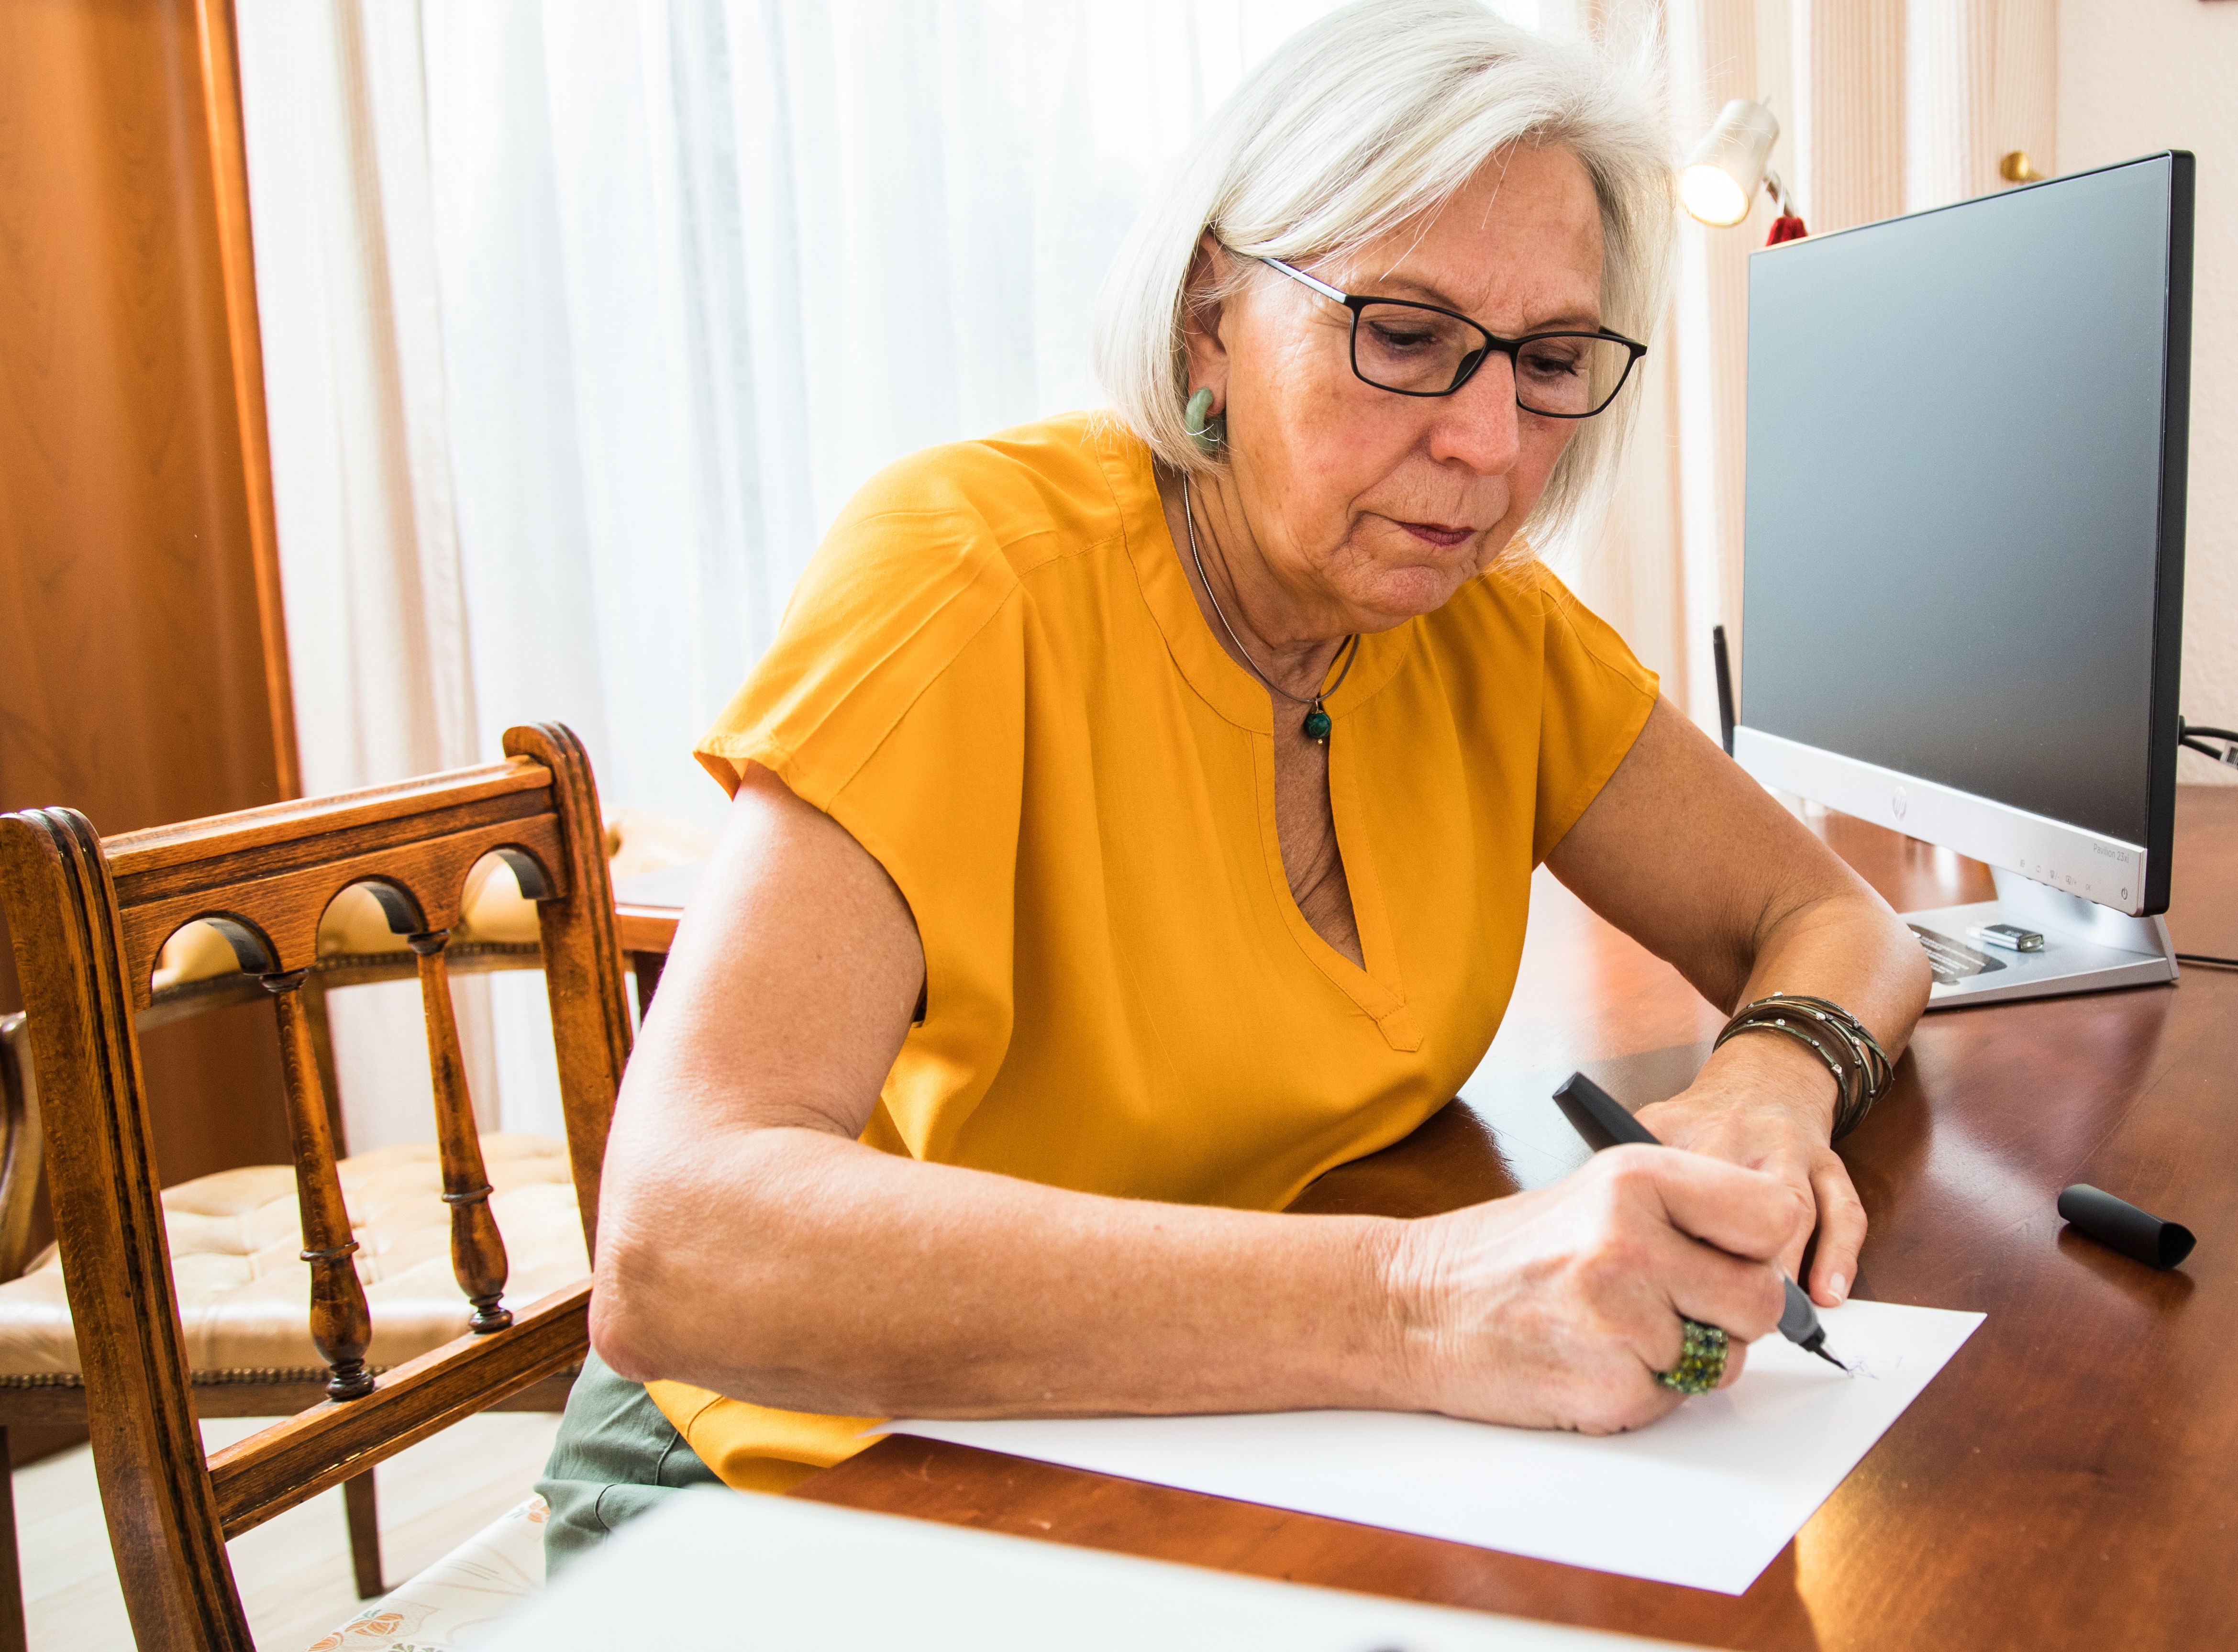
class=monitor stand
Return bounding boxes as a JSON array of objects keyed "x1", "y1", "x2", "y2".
[{"x1": 1904, "y1": 866, "x2": 2177, "y2": 1008}]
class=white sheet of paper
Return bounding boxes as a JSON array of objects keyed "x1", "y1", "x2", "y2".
[{"x1": 887, "y1": 1298, "x2": 1983, "y2": 1596}]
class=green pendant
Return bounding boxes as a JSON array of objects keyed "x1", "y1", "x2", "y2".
[{"x1": 1302, "y1": 706, "x2": 1332, "y2": 743}]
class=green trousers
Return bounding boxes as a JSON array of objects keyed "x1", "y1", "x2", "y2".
[{"x1": 537, "y1": 1352, "x2": 723, "y2": 1578}]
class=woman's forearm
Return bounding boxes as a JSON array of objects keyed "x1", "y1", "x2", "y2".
[
  {"x1": 1547, "y1": 700, "x2": 1931, "y2": 1067},
  {"x1": 1696, "y1": 884, "x2": 1933, "y2": 1129},
  {"x1": 1736, "y1": 887, "x2": 1933, "y2": 1047},
  {"x1": 591, "y1": 1117, "x2": 1418, "y2": 1419}
]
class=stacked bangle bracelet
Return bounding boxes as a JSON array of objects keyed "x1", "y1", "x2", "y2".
[{"x1": 1713, "y1": 992, "x2": 1895, "y2": 1140}]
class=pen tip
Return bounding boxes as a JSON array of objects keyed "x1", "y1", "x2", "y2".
[{"x1": 1814, "y1": 1344, "x2": 1854, "y2": 1375}]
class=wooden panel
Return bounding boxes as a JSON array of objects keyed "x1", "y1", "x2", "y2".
[
  {"x1": 798, "y1": 788, "x2": 2238, "y2": 1652},
  {"x1": 134, "y1": 999, "x2": 292, "y2": 1188},
  {"x1": 0, "y1": 0, "x2": 301, "y2": 1239},
  {"x1": 190, "y1": 0, "x2": 295, "y2": 795}
]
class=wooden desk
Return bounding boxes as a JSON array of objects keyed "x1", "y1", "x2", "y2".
[
  {"x1": 756, "y1": 788, "x2": 2237, "y2": 1652},
  {"x1": 614, "y1": 858, "x2": 698, "y2": 1009}
]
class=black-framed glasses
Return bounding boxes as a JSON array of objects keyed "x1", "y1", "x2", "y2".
[{"x1": 1259, "y1": 255, "x2": 1647, "y2": 419}]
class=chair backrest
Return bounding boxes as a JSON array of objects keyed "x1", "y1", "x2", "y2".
[
  {"x1": 0, "y1": 722, "x2": 631, "y2": 1652},
  {"x1": 0, "y1": 1013, "x2": 41, "y2": 1286}
]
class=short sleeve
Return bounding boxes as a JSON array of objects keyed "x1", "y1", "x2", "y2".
[
  {"x1": 695, "y1": 449, "x2": 1032, "y2": 1162},
  {"x1": 695, "y1": 443, "x2": 1026, "y2": 808},
  {"x1": 1520, "y1": 564, "x2": 1661, "y2": 864}
]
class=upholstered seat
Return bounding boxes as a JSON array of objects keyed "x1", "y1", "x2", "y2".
[{"x1": 0, "y1": 1135, "x2": 587, "y2": 1386}]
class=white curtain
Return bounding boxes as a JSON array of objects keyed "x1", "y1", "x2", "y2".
[
  {"x1": 238, "y1": 0, "x2": 499, "y2": 1150},
  {"x1": 237, "y1": 0, "x2": 2055, "y2": 1145}
]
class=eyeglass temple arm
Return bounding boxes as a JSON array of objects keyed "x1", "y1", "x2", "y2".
[{"x1": 1259, "y1": 255, "x2": 1349, "y2": 305}]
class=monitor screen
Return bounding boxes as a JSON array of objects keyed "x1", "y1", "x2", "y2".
[{"x1": 1740, "y1": 155, "x2": 2188, "y2": 851}]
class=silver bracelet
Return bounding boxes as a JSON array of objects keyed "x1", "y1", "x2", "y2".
[{"x1": 1714, "y1": 992, "x2": 1895, "y2": 1140}]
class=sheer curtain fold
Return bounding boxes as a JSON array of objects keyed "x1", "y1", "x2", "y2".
[{"x1": 237, "y1": 0, "x2": 500, "y2": 1152}]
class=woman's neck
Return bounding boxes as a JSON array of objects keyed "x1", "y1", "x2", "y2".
[{"x1": 1157, "y1": 466, "x2": 1352, "y2": 704}]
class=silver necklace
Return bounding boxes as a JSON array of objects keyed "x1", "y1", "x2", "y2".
[{"x1": 1180, "y1": 473, "x2": 1359, "y2": 745}]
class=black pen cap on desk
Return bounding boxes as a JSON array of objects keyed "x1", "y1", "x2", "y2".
[{"x1": 2058, "y1": 1184, "x2": 2196, "y2": 1269}]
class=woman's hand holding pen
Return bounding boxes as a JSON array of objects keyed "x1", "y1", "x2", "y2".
[
  {"x1": 1636, "y1": 1031, "x2": 1869, "y2": 1310},
  {"x1": 1385, "y1": 1147, "x2": 1796, "y2": 1435}
]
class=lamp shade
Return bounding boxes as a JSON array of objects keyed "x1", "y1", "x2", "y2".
[{"x1": 1680, "y1": 99, "x2": 1780, "y2": 227}]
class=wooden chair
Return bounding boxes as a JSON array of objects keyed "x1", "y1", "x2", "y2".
[
  {"x1": 0, "y1": 857, "x2": 583, "y2": 1624},
  {"x1": 0, "y1": 724, "x2": 630, "y2": 1652}
]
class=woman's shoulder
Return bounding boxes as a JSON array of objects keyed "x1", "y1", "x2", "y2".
[
  {"x1": 1425, "y1": 548, "x2": 1656, "y2": 698},
  {"x1": 771, "y1": 410, "x2": 1134, "y2": 684},
  {"x1": 698, "y1": 414, "x2": 1137, "y2": 799},
  {"x1": 830, "y1": 410, "x2": 1135, "y2": 585},
  {"x1": 1429, "y1": 546, "x2": 1585, "y2": 640}
]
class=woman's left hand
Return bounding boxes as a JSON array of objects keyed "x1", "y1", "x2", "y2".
[
  {"x1": 1634, "y1": 1034, "x2": 1866, "y2": 1308},
  {"x1": 1544, "y1": 697, "x2": 1929, "y2": 1314}
]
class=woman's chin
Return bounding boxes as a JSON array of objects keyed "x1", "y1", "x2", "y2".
[{"x1": 1345, "y1": 559, "x2": 1480, "y2": 630}]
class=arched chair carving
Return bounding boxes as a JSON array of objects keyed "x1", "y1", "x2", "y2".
[{"x1": 0, "y1": 724, "x2": 632, "y2": 1652}]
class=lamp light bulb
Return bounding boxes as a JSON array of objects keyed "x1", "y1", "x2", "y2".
[
  {"x1": 1679, "y1": 164, "x2": 1751, "y2": 228},
  {"x1": 1679, "y1": 99, "x2": 1781, "y2": 229}
]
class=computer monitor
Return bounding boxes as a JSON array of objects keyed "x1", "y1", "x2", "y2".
[{"x1": 1733, "y1": 152, "x2": 2194, "y2": 1006}]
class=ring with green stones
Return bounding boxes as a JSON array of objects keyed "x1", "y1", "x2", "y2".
[{"x1": 1656, "y1": 1318, "x2": 1730, "y2": 1395}]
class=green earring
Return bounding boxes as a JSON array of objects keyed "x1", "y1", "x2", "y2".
[{"x1": 1183, "y1": 387, "x2": 1224, "y2": 455}]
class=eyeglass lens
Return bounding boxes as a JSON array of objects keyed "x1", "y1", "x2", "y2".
[{"x1": 1352, "y1": 302, "x2": 1632, "y2": 415}]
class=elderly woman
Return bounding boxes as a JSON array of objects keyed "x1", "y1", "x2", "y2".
[{"x1": 541, "y1": 0, "x2": 1931, "y2": 1561}]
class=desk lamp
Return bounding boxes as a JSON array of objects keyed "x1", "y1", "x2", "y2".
[{"x1": 1681, "y1": 98, "x2": 1806, "y2": 244}]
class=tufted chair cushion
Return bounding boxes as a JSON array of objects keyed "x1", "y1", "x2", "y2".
[{"x1": 0, "y1": 1135, "x2": 587, "y2": 1381}]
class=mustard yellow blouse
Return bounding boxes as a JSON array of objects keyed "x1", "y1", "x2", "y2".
[{"x1": 653, "y1": 411, "x2": 1658, "y2": 1490}]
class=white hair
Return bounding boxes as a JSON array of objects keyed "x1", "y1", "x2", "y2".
[{"x1": 1092, "y1": 0, "x2": 1673, "y2": 536}]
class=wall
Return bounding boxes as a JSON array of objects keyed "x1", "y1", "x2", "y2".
[{"x1": 2059, "y1": 0, "x2": 2238, "y2": 783}]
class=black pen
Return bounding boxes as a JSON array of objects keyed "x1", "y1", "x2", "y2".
[{"x1": 1552, "y1": 1071, "x2": 1853, "y2": 1375}]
